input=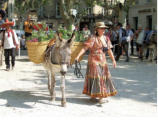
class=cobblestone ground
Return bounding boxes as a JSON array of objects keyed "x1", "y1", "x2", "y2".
[{"x1": 0, "y1": 50, "x2": 157, "y2": 119}]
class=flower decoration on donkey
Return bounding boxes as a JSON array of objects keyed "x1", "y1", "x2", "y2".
[{"x1": 27, "y1": 22, "x2": 54, "y2": 42}]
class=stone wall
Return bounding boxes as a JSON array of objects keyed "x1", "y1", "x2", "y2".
[{"x1": 128, "y1": 0, "x2": 157, "y2": 30}]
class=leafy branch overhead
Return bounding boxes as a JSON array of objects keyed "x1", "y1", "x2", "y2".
[{"x1": 14, "y1": 0, "x2": 49, "y2": 18}]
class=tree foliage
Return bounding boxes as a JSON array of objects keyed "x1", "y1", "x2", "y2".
[
  {"x1": 13, "y1": 0, "x2": 136, "y2": 30},
  {"x1": 14, "y1": 0, "x2": 49, "y2": 19}
]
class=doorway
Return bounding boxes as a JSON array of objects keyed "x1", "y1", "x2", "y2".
[
  {"x1": 133, "y1": 17, "x2": 138, "y2": 30},
  {"x1": 146, "y1": 15, "x2": 152, "y2": 30}
]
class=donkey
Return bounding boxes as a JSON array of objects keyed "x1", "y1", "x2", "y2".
[{"x1": 43, "y1": 31, "x2": 75, "y2": 107}]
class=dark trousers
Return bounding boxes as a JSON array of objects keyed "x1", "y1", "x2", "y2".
[
  {"x1": 130, "y1": 39, "x2": 134, "y2": 55},
  {"x1": 115, "y1": 42, "x2": 129, "y2": 61},
  {"x1": 25, "y1": 32, "x2": 32, "y2": 38},
  {"x1": 4, "y1": 48, "x2": 16, "y2": 69},
  {"x1": 112, "y1": 40, "x2": 119, "y2": 55},
  {"x1": 145, "y1": 48, "x2": 149, "y2": 59}
]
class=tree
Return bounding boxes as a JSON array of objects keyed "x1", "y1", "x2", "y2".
[
  {"x1": 59, "y1": 0, "x2": 84, "y2": 31},
  {"x1": 123, "y1": 0, "x2": 136, "y2": 24},
  {"x1": 0, "y1": 0, "x2": 8, "y2": 11},
  {"x1": 14, "y1": 0, "x2": 50, "y2": 19},
  {"x1": 14, "y1": 0, "x2": 50, "y2": 29},
  {"x1": 59, "y1": 0, "x2": 104, "y2": 31}
]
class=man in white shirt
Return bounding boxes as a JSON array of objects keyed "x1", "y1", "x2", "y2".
[{"x1": 0, "y1": 19, "x2": 19, "y2": 71}]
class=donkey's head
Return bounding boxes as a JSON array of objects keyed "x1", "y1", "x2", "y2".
[{"x1": 51, "y1": 30, "x2": 75, "y2": 75}]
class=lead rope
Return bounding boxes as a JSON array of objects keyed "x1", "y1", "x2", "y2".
[{"x1": 74, "y1": 60, "x2": 84, "y2": 78}]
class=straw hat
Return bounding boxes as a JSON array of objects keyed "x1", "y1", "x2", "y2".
[
  {"x1": 95, "y1": 22, "x2": 109, "y2": 29},
  {"x1": 0, "y1": 19, "x2": 14, "y2": 28}
]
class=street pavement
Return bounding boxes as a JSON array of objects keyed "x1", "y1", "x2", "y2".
[{"x1": 0, "y1": 50, "x2": 157, "y2": 119}]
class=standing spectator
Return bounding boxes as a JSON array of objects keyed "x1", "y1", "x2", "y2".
[
  {"x1": 75, "y1": 22, "x2": 117, "y2": 104},
  {"x1": 115, "y1": 22, "x2": 129, "y2": 62},
  {"x1": 136, "y1": 27, "x2": 145, "y2": 60},
  {"x1": 133, "y1": 28, "x2": 140, "y2": 56},
  {"x1": 21, "y1": 35, "x2": 26, "y2": 50},
  {"x1": 111, "y1": 26, "x2": 119, "y2": 55},
  {"x1": 126, "y1": 24, "x2": 134, "y2": 56},
  {"x1": 143, "y1": 27, "x2": 152, "y2": 59},
  {"x1": 0, "y1": 9, "x2": 5, "y2": 32},
  {"x1": 130, "y1": 28, "x2": 135, "y2": 55},
  {"x1": 24, "y1": 15, "x2": 33, "y2": 39},
  {"x1": 0, "y1": 19, "x2": 19, "y2": 71},
  {"x1": 0, "y1": 9, "x2": 6, "y2": 66},
  {"x1": 82, "y1": 25, "x2": 91, "y2": 40}
]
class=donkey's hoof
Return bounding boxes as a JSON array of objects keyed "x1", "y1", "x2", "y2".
[{"x1": 61, "y1": 102, "x2": 66, "y2": 107}]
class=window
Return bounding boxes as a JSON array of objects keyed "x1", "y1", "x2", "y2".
[
  {"x1": 85, "y1": 7, "x2": 92, "y2": 15},
  {"x1": 39, "y1": 6, "x2": 44, "y2": 18},
  {"x1": 56, "y1": 2, "x2": 61, "y2": 17},
  {"x1": 146, "y1": 0, "x2": 152, "y2": 3},
  {"x1": 135, "y1": 0, "x2": 139, "y2": 4},
  {"x1": 133, "y1": 17, "x2": 138, "y2": 30},
  {"x1": 146, "y1": 15, "x2": 152, "y2": 30}
]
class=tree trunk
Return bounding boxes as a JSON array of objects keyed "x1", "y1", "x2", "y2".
[{"x1": 59, "y1": 0, "x2": 75, "y2": 31}]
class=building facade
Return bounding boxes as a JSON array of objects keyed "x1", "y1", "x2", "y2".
[
  {"x1": 40, "y1": 0, "x2": 122, "y2": 30},
  {"x1": 128, "y1": 0, "x2": 157, "y2": 30}
]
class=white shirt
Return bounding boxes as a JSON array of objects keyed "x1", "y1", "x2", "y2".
[
  {"x1": 0, "y1": 30, "x2": 19, "y2": 49},
  {"x1": 117, "y1": 28, "x2": 126, "y2": 43},
  {"x1": 21, "y1": 38, "x2": 25, "y2": 46},
  {"x1": 83, "y1": 29, "x2": 91, "y2": 39},
  {"x1": 126, "y1": 29, "x2": 134, "y2": 42},
  {"x1": 137, "y1": 30, "x2": 145, "y2": 44}
]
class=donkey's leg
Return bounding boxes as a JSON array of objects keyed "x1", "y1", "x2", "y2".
[
  {"x1": 50, "y1": 72, "x2": 56, "y2": 101},
  {"x1": 47, "y1": 71, "x2": 52, "y2": 95},
  {"x1": 0, "y1": 48, "x2": 3, "y2": 66},
  {"x1": 60, "y1": 75, "x2": 66, "y2": 107}
]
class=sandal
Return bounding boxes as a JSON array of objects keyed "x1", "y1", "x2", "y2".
[
  {"x1": 90, "y1": 98, "x2": 98, "y2": 102},
  {"x1": 98, "y1": 98, "x2": 109, "y2": 104}
]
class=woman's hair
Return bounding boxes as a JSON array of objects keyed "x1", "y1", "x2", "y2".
[{"x1": 95, "y1": 30, "x2": 99, "y2": 37}]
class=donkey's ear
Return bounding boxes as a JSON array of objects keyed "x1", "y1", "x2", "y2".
[{"x1": 67, "y1": 30, "x2": 76, "y2": 44}]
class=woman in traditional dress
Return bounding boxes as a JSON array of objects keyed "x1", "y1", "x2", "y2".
[{"x1": 75, "y1": 22, "x2": 117, "y2": 104}]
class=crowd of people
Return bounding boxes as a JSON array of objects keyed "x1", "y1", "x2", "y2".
[{"x1": 105, "y1": 22, "x2": 157, "y2": 62}]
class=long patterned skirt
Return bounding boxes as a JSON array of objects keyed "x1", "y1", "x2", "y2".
[{"x1": 83, "y1": 62, "x2": 117, "y2": 98}]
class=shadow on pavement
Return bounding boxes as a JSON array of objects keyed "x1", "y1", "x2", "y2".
[
  {"x1": 0, "y1": 90, "x2": 52, "y2": 109},
  {"x1": 16, "y1": 58, "x2": 30, "y2": 62},
  {"x1": 10, "y1": 55, "x2": 156, "y2": 108},
  {"x1": 107, "y1": 58, "x2": 157, "y2": 104}
]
